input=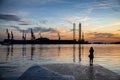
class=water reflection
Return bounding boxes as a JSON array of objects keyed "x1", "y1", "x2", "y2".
[
  {"x1": 78, "y1": 44, "x2": 81, "y2": 62},
  {"x1": 22, "y1": 44, "x2": 26, "y2": 57},
  {"x1": 2, "y1": 44, "x2": 120, "y2": 74},
  {"x1": 58, "y1": 44, "x2": 61, "y2": 56},
  {"x1": 73, "y1": 44, "x2": 84, "y2": 63},
  {"x1": 6, "y1": 45, "x2": 14, "y2": 61},
  {"x1": 31, "y1": 45, "x2": 35, "y2": 60},
  {"x1": 5, "y1": 44, "x2": 84, "y2": 63},
  {"x1": 73, "y1": 44, "x2": 76, "y2": 62},
  {"x1": 11, "y1": 45, "x2": 13, "y2": 56},
  {"x1": 6, "y1": 45, "x2": 10, "y2": 61},
  {"x1": 39, "y1": 45, "x2": 42, "y2": 57}
]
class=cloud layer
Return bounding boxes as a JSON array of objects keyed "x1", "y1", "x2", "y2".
[
  {"x1": 87, "y1": 32, "x2": 120, "y2": 42},
  {"x1": 0, "y1": 14, "x2": 21, "y2": 21},
  {"x1": 10, "y1": 26, "x2": 57, "y2": 33}
]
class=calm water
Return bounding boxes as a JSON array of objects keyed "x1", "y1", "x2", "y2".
[{"x1": 0, "y1": 44, "x2": 120, "y2": 74}]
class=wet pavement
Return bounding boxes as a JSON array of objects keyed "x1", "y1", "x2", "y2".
[{"x1": 0, "y1": 63, "x2": 120, "y2": 80}]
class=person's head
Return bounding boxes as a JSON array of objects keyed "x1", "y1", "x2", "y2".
[{"x1": 90, "y1": 47, "x2": 93, "y2": 50}]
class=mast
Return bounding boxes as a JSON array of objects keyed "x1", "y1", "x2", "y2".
[
  {"x1": 11, "y1": 31, "x2": 14, "y2": 40},
  {"x1": 79, "y1": 23, "x2": 81, "y2": 42},
  {"x1": 31, "y1": 28, "x2": 35, "y2": 40},
  {"x1": 6, "y1": 29, "x2": 10, "y2": 40},
  {"x1": 22, "y1": 30, "x2": 25, "y2": 40},
  {"x1": 22, "y1": 30, "x2": 26, "y2": 40}
]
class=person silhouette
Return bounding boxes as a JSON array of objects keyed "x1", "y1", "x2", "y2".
[{"x1": 89, "y1": 47, "x2": 94, "y2": 66}]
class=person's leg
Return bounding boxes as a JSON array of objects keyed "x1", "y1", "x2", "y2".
[
  {"x1": 92, "y1": 58, "x2": 94, "y2": 64},
  {"x1": 89, "y1": 58, "x2": 91, "y2": 65},
  {"x1": 90, "y1": 58, "x2": 93, "y2": 66},
  {"x1": 90, "y1": 58, "x2": 92, "y2": 66}
]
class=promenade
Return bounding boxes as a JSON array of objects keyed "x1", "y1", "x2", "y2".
[{"x1": 0, "y1": 63, "x2": 120, "y2": 80}]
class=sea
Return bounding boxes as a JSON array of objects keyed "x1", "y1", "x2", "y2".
[{"x1": 0, "y1": 44, "x2": 120, "y2": 74}]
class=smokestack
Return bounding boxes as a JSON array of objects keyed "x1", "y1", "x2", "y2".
[
  {"x1": 73, "y1": 23, "x2": 76, "y2": 41},
  {"x1": 79, "y1": 23, "x2": 81, "y2": 41},
  {"x1": 82, "y1": 32, "x2": 84, "y2": 41},
  {"x1": 58, "y1": 32, "x2": 60, "y2": 41}
]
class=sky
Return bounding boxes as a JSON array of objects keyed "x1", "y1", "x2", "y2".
[{"x1": 0, "y1": 0, "x2": 120, "y2": 42}]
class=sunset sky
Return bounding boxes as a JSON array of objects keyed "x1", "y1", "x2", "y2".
[{"x1": 0, "y1": 0, "x2": 120, "y2": 42}]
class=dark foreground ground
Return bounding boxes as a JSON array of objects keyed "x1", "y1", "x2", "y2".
[{"x1": 0, "y1": 63, "x2": 120, "y2": 80}]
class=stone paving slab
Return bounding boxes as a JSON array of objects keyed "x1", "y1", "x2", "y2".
[
  {"x1": 18, "y1": 65, "x2": 74, "y2": 80},
  {"x1": 41, "y1": 63, "x2": 120, "y2": 80},
  {"x1": 0, "y1": 63, "x2": 120, "y2": 80}
]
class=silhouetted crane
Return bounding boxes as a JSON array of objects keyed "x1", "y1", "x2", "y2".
[
  {"x1": 22, "y1": 30, "x2": 26, "y2": 40},
  {"x1": 6, "y1": 29, "x2": 10, "y2": 40},
  {"x1": 31, "y1": 28, "x2": 35, "y2": 40},
  {"x1": 11, "y1": 31, "x2": 14, "y2": 40},
  {"x1": 39, "y1": 32, "x2": 42, "y2": 38}
]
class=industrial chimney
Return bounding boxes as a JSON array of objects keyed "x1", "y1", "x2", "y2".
[
  {"x1": 58, "y1": 32, "x2": 61, "y2": 41},
  {"x1": 73, "y1": 23, "x2": 76, "y2": 41},
  {"x1": 82, "y1": 32, "x2": 84, "y2": 41},
  {"x1": 79, "y1": 23, "x2": 81, "y2": 42}
]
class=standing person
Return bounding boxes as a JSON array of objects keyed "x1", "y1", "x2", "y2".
[{"x1": 89, "y1": 47, "x2": 94, "y2": 66}]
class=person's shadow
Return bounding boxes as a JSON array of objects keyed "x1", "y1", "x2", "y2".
[{"x1": 88, "y1": 66, "x2": 94, "y2": 80}]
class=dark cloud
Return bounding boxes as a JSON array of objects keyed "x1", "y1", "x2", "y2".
[
  {"x1": 11, "y1": 26, "x2": 23, "y2": 32},
  {"x1": 95, "y1": 33, "x2": 114, "y2": 38},
  {"x1": 0, "y1": 14, "x2": 21, "y2": 21},
  {"x1": 96, "y1": 0, "x2": 120, "y2": 12},
  {"x1": 10, "y1": 26, "x2": 57, "y2": 33},
  {"x1": 19, "y1": 23, "x2": 30, "y2": 25},
  {"x1": 88, "y1": 32, "x2": 118, "y2": 39},
  {"x1": 38, "y1": 20, "x2": 48, "y2": 24},
  {"x1": 27, "y1": 27, "x2": 57, "y2": 33},
  {"x1": 111, "y1": 7, "x2": 120, "y2": 12},
  {"x1": 117, "y1": 0, "x2": 120, "y2": 5}
]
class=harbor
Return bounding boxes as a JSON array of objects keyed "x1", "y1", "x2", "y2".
[
  {"x1": 1, "y1": 23, "x2": 90, "y2": 45},
  {"x1": 0, "y1": 0, "x2": 120, "y2": 80}
]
